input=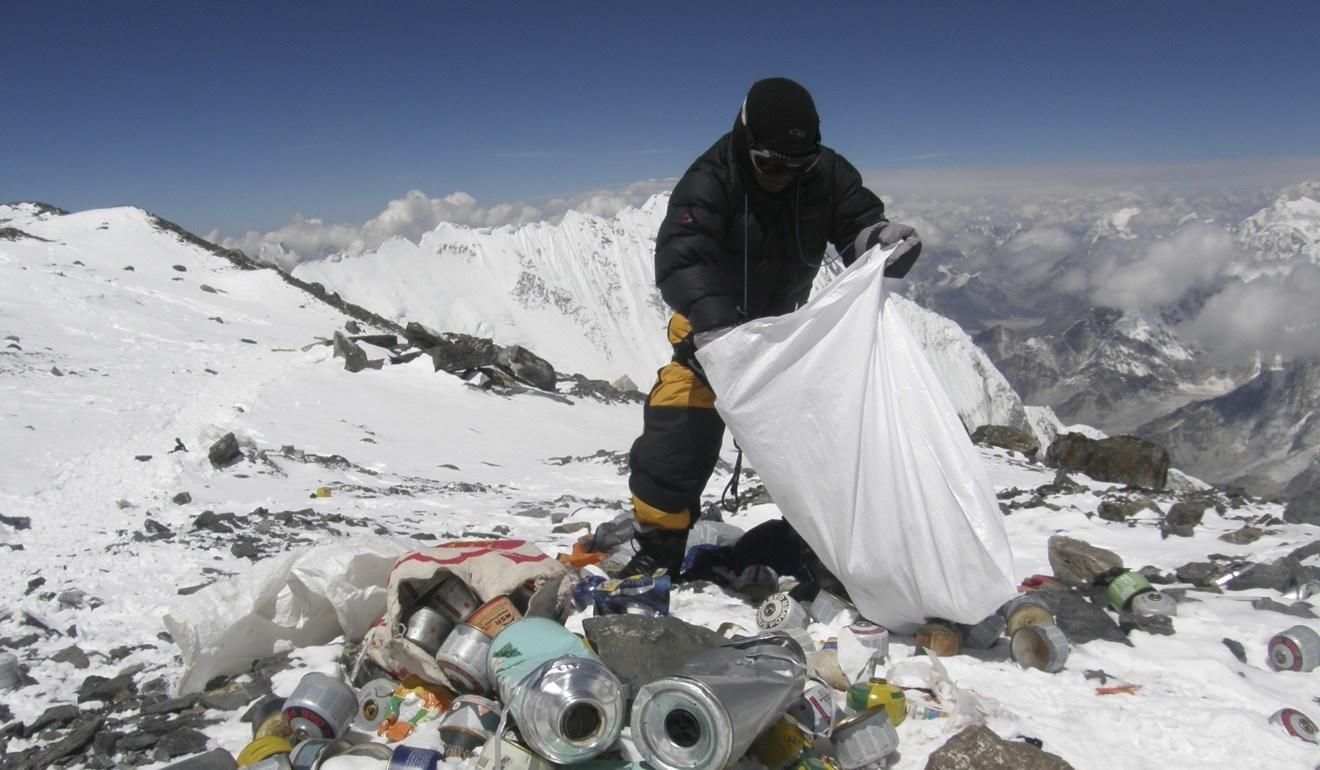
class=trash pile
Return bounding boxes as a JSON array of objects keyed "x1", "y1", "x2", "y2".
[{"x1": 142, "y1": 529, "x2": 1320, "y2": 770}]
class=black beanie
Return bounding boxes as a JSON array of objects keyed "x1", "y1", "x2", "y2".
[{"x1": 740, "y1": 77, "x2": 820, "y2": 156}]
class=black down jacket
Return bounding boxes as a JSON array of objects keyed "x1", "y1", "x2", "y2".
[{"x1": 655, "y1": 125, "x2": 889, "y2": 333}]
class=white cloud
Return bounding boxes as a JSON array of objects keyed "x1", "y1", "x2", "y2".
[
  {"x1": 1088, "y1": 222, "x2": 1240, "y2": 311},
  {"x1": 1180, "y1": 263, "x2": 1320, "y2": 361}
]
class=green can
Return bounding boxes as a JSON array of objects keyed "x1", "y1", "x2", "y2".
[
  {"x1": 844, "y1": 678, "x2": 906, "y2": 727},
  {"x1": 1105, "y1": 571, "x2": 1153, "y2": 611}
]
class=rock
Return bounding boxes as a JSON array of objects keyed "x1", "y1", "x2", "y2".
[
  {"x1": 345, "y1": 320, "x2": 362, "y2": 334},
  {"x1": 1162, "y1": 500, "x2": 1207, "y2": 538},
  {"x1": 1250, "y1": 598, "x2": 1317, "y2": 618},
  {"x1": 230, "y1": 540, "x2": 260, "y2": 560},
  {"x1": 19, "y1": 715, "x2": 103, "y2": 769},
  {"x1": 1046, "y1": 433, "x2": 1170, "y2": 489},
  {"x1": 972, "y1": 425, "x2": 1041, "y2": 457},
  {"x1": 551, "y1": 521, "x2": 592, "y2": 535},
  {"x1": 192, "y1": 511, "x2": 236, "y2": 534},
  {"x1": 201, "y1": 680, "x2": 255, "y2": 711},
  {"x1": 497, "y1": 345, "x2": 557, "y2": 391},
  {"x1": 0, "y1": 513, "x2": 33, "y2": 530},
  {"x1": 1097, "y1": 495, "x2": 1158, "y2": 523},
  {"x1": 583, "y1": 615, "x2": 726, "y2": 689},
  {"x1": 23, "y1": 704, "x2": 81, "y2": 738},
  {"x1": 332, "y1": 330, "x2": 369, "y2": 373},
  {"x1": 117, "y1": 732, "x2": 161, "y2": 752},
  {"x1": 924, "y1": 724, "x2": 1075, "y2": 770},
  {"x1": 1284, "y1": 488, "x2": 1320, "y2": 525},
  {"x1": 352, "y1": 334, "x2": 398, "y2": 349},
  {"x1": 1032, "y1": 587, "x2": 1130, "y2": 646},
  {"x1": 1219, "y1": 525, "x2": 1264, "y2": 545},
  {"x1": 610, "y1": 374, "x2": 640, "y2": 393},
  {"x1": 424, "y1": 332, "x2": 500, "y2": 372},
  {"x1": 51, "y1": 645, "x2": 90, "y2": 669},
  {"x1": 1137, "y1": 566, "x2": 1174, "y2": 585},
  {"x1": 1047, "y1": 535, "x2": 1124, "y2": 587},
  {"x1": 91, "y1": 730, "x2": 124, "y2": 758},
  {"x1": 1174, "y1": 561, "x2": 1232, "y2": 587},
  {"x1": 0, "y1": 633, "x2": 41, "y2": 649},
  {"x1": 153, "y1": 727, "x2": 211, "y2": 761},
  {"x1": 142, "y1": 518, "x2": 173, "y2": 540},
  {"x1": 1226, "y1": 561, "x2": 1295, "y2": 592},
  {"x1": 172, "y1": 264, "x2": 188, "y2": 272},
  {"x1": 1117, "y1": 611, "x2": 1175, "y2": 636},
  {"x1": 77, "y1": 673, "x2": 136, "y2": 704},
  {"x1": 207, "y1": 433, "x2": 242, "y2": 469},
  {"x1": 1222, "y1": 638, "x2": 1248, "y2": 663},
  {"x1": 172, "y1": 492, "x2": 192, "y2": 505}
]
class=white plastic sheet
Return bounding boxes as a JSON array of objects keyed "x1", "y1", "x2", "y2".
[
  {"x1": 164, "y1": 537, "x2": 408, "y2": 693},
  {"x1": 697, "y1": 246, "x2": 1017, "y2": 630}
]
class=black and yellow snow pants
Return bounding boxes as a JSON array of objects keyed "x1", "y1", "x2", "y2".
[{"x1": 627, "y1": 314, "x2": 726, "y2": 532}]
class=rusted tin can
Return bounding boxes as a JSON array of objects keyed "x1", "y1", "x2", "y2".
[
  {"x1": 282, "y1": 673, "x2": 356, "y2": 741},
  {"x1": 353, "y1": 677, "x2": 398, "y2": 732},
  {"x1": 786, "y1": 677, "x2": 837, "y2": 737},
  {"x1": 914, "y1": 621, "x2": 961, "y2": 657},
  {"x1": 758, "y1": 592, "x2": 810, "y2": 631},
  {"x1": 468, "y1": 595, "x2": 522, "y2": 637},
  {"x1": 1105, "y1": 571, "x2": 1154, "y2": 612},
  {"x1": 1269, "y1": 707, "x2": 1318, "y2": 744},
  {"x1": 1129, "y1": 590, "x2": 1177, "y2": 617},
  {"x1": 845, "y1": 678, "x2": 906, "y2": 727},
  {"x1": 403, "y1": 606, "x2": 454, "y2": 656},
  {"x1": 808, "y1": 591, "x2": 859, "y2": 626},
  {"x1": 236, "y1": 736, "x2": 293, "y2": 768},
  {"x1": 830, "y1": 707, "x2": 899, "y2": 770},
  {"x1": 1010, "y1": 624, "x2": 1070, "y2": 673},
  {"x1": 436, "y1": 622, "x2": 493, "y2": 693},
  {"x1": 433, "y1": 574, "x2": 481, "y2": 623},
  {"x1": 1267, "y1": 624, "x2": 1320, "y2": 672},
  {"x1": 751, "y1": 716, "x2": 814, "y2": 770},
  {"x1": 437, "y1": 694, "x2": 502, "y2": 759},
  {"x1": 1001, "y1": 594, "x2": 1054, "y2": 637}
]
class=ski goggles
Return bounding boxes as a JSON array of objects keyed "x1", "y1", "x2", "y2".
[{"x1": 749, "y1": 144, "x2": 820, "y2": 177}]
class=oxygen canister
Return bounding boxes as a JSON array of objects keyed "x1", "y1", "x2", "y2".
[
  {"x1": 403, "y1": 606, "x2": 455, "y2": 656},
  {"x1": 1267, "y1": 624, "x2": 1320, "y2": 673},
  {"x1": 631, "y1": 634, "x2": 807, "y2": 770},
  {"x1": 433, "y1": 574, "x2": 482, "y2": 623},
  {"x1": 845, "y1": 678, "x2": 907, "y2": 727},
  {"x1": 353, "y1": 677, "x2": 398, "y2": 732},
  {"x1": 830, "y1": 707, "x2": 900, "y2": 770},
  {"x1": 488, "y1": 617, "x2": 625, "y2": 763},
  {"x1": 1129, "y1": 590, "x2": 1177, "y2": 617},
  {"x1": 245, "y1": 696, "x2": 289, "y2": 740},
  {"x1": 808, "y1": 591, "x2": 859, "y2": 627},
  {"x1": 786, "y1": 677, "x2": 837, "y2": 737},
  {"x1": 958, "y1": 613, "x2": 1006, "y2": 649},
  {"x1": 282, "y1": 673, "x2": 357, "y2": 741},
  {"x1": 1001, "y1": 594, "x2": 1055, "y2": 637},
  {"x1": 847, "y1": 620, "x2": 890, "y2": 662},
  {"x1": 236, "y1": 736, "x2": 293, "y2": 768},
  {"x1": 758, "y1": 592, "x2": 810, "y2": 631},
  {"x1": 1269, "y1": 707, "x2": 1319, "y2": 744},
  {"x1": 1010, "y1": 624, "x2": 1070, "y2": 673},
  {"x1": 436, "y1": 622, "x2": 493, "y2": 693},
  {"x1": 1105, "y1": 571, "x2": 1154, "y2": 612},
  {"x1": 437, "y1": 694, "x2": 502, "y2": 759},
  {"x1": 468, "y1": 595, "x2": 522, "y2": 638},
  {"x1": 1296, "y1": 580, "x2": 1320, "y2": 602},
  {"x1": 751, "y1": 716, "x2": 814, "y2": 770},
  {"x1": 915, "y1": 621, "x2": 961, "y2": 657}
]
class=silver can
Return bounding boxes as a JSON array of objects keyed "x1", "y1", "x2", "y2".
[
  {"x1": 1267, "y1": 624, "x2": 1320, "y2": 673},
  {"x1": 631, "y1": 634, "x2": 807, "y2": 770},
  {"x1": 758, "y1": 592, "x2": 810, "y2": 631},
  {"x1": 433, "y1": 574, "x2": 481, "y2": 623},
  {"x1": 808, "y1": 591, "x2": 859, "y2": 626},
  {"x1": 830, "y1": 707, "x2": 900, "y2": 770},
  {"x1": 847, "y1": 620, "x2": 891, "y2": 661},
  {"x1": 353, "y1": 677, "x2": 398, "y2": 733},
  {"x1": 438, "y1": 694, "x2": 502, "y2": 759},
  {"x1": 282, "y1": 673, "x2": 357, "y2": 741},
  {"x1": 1269, "y1": 707, "x2": 1319, "y2": 744},
  {"x1": 436, "y1": 622, "x2": 493, "y2": 693},
  {"x1": 403, "y1": 606, "x2": 455, "y2": 656},
  {"x1": 1129, "y1": 590, "x2": 1178, "y2": 617},
  {"x1": 1010, "y1": 624, "x2": 1069, "y2": 673}
]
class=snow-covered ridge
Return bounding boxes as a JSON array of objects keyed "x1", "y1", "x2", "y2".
[{"x1": 1233, "y1": 181, "x2": 1320, "y2": 277}]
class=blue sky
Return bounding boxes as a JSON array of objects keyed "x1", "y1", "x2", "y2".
[{"x1": 4, "y1": 1, "x2": 1318, "y2": 239}]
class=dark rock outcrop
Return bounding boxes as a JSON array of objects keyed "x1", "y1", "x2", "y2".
[
  {"x1": 1046, "y1": 433, "x2": 1170, "y2": 489},
  {"x1": 972, "y1": 425, "x2": 1041, "y2": 457},
  {"x1": 925, "y1": 724, "x2": 1075, "y2": 769}
]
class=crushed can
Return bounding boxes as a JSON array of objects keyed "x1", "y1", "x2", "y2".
[
  {"x1": 631, "y1": 633, "x2": 807, "y2": 770},
  {"x1": 1001, "y1": 594, "x2": 1054, "y2": 637},
  {"x1": 282, "y1": 672, "x2": 357, "y2": 741},
  {"x1": 436, "y1": 622, "x2": 494, "y2": 693},
  {"x1": 574, "y1": 575, "x2": 609, "y2": 611},
  {"x1": 287, "y1": 738, "x2": 336, "y2": 770},
  {"x1": 830, "y1": 707, "x2": 899, "y2": 770},
  {"x1": 915, "y1": 621, "x2": 961, "y2": 657},
  {"x1": 1010, "y1": 624, "x2": 1070, "y2": 673},
  {"x1": 1105, "y1": 571, "x2": 1154, "y2": 612},
  {"x1": 751, "y1": 716, "x2": 815, "y2": 770},
  {"x1": 438, "y1": 694, "x2": 502, "y2": 758},
  {"x1": 845, "y1": 678, "x2": 907, "y2": 727},
  {"x1": 488, "y1": 617, "x2": 625, "y2": 763},
  {"x1": 1267, "y1": 624, "x2": 1320, "y2": 672},
  {"x1": 1295, "y1": 580, "x2": 1320, "y2": 602},
  {"x1": 758, "y1": 592, "x2": 811, "y2": 631},
  {"x1": 808, "y1": 591, "x2": 859, "y2": 626},
  {"x1": 1269, "y1": 707, "x2": 1319, "y2": 744},
  {"x1": 592, "y1": 572, "x2": 671, "y2": 616},
  {"x1": 786, "y1": 677, "x2": 838, "y2": 737},
  {"x1": 403, "y1": 606, "x2": 455, "y2": 656}
]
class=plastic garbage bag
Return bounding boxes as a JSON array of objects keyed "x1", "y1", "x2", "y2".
[
  {"x1": 164, "y1": 537, "x2": 409, "y2": 693},
  {"x1": 696, "y1": 245, "x2": 1017, "y2": 631}
]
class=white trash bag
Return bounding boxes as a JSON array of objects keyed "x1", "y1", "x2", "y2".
[{"x1": 697, "y1": 245, "x2": 1016, "y2": 631}]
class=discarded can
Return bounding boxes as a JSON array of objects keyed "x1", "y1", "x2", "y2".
[
  {"x1": 1010, "y1": 624, "x2": 1070, "y2": 673},
  {"x1": 830, "y1": 707, "x2": 899, "y2": 770},
  {"x1": 574, "y1": 576, "x2": 609, "y2": 611},
  {"x1": 751, "y1": 716, "x2": 814, "y2": 770},
  {"x1": 377, "y1": 676, "x2": 454, "y2": 742},
  {"x1": 474, "y1": 735, "x2": 558, "y2": 770},
  {"x1": 437, "y1": 694, "x2": 502, "y2": 758},
  {"x1": 758, "y1": 592, "x2": 811, "y2": 631},
  {"x1": 436, "y1": 622, "x2": 493, "y2": 693},
  {"x1": 789, "y1": 756, "x2": 841, "y2": 770},
  {"x1": 845, "y1": 678, "x2": 907, "y2": 727},
  {"x1": 282, "y1": 672, "x2": 357, "y2": 740},
  {"x1": 388, "y1": 745, "x2": 444, "y2": 770},
  {"x1": 1001, "y1": 594, "x2": 1055, "y2": 637},
  {"x1": 236, "y1": 736, "x2": 293, "y2": 768},
  {"x1": 631, "y1": 634, "x2": 807, "y2": 770},
  {"x1": 469, "y1": 595, "x2": 523, "y2": 637},
  {"x1": 1267, "y1": 624, "x2": 1320, "y2": 673},
  {"x1": 847, "y1": 620, "x2": 890, "y2": 662},
  {"x1": 592, "y1": 572, "x2": 672, "y2": 617},
  {"x1": 1269, "y1": 707, "x2": 1319, "y2": 744},
  {"x1": 735, "y1": 565, "x2": 780, "y2": 602},
  {"x1": 1129, "y1": 590, "x2": 1177, "y2": 617},
  {"x1": 244, "y1": 696, "x2": 288, "y2": 740},
  {"x1": 489, "y1": 617, "x2": 625, "y2": 763},
  {"x1": 958, "y1": 613, "x2": 1006, "y2": 649},
  {"x1": 287, "y1": 738, "x2": 335, "y2": 770},
  {"x1": 717, "y1": 621, "x2": 752, "y2": 639},
  {"x1": 1296, "y1": 580, "x2": 1320, "y2": 602},
  {"x1": 915, "y1": 621, "x2": 961, "y2": 657},
  {"x1": 786, "y1": 677, "x2": 837, "y2": 737},
  {"x1": 1105, "y1": 571, "x2": 1154, "y2": 612},
  {"x1": 403, "y1": 606, "x2": 455, "y2": 656},
  {"x1": 0, "y1": 652, "x2": 18, "y2": 691},
  {"x1": 244, "y1": 756, "x2": 290, "y2": 770},
  {"x1": 433, "y1": 574, "x2": 482, "y2": 623},
  {"x1": 353, "y1": 677, "x2": 398, "y2": 732},
  {"x1": 808, "y1": 591, "x2": 859, "y2": 626}
]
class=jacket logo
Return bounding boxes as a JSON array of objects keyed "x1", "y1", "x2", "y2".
[{"x1": 679, "y1": 210, "x2": 694, "y2": 225}]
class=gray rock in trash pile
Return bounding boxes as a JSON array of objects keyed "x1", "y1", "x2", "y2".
[
  {"x1": 1047, "y1": 535, "x2": 1124, "y2": 587},
  {"x1": 77, "y1": 673, "x2": 137, "y2": 704},
  {"x1": 1117, "y1": 611, "x2": 1175, "y2": 637},
  {"x1": 51, "y1": 645, "x2": 90, "y2": 669},
  {"x1": 332, "y1": 330, "x2": 369, "y2": 373},
  {"x1": 1097, "y1": 495, "x2": 1159, "y2": 523},
  {"x1": 207, "y1": 433, "x2": 242, "y2": 469},
  {"x1": 1218, "y1": 525, "x2": 1264, "y2": 545},
  {"x1": 152, "y1": 727, "x2": 211, "y2": 762},
  {"x1": 583, "y1": 614, "x2": 726, "y2": 689},
  {"x1": 924, "y1": 724, "x2": 1075, "y2": 769},
  {"x1": 1250, "y1": 597, "x2": 1317, "y2": 618},
  {"x1": 9, "y1": 714, "x2": 104, "y2": 769},
  {"x1": 497, "y1": 344, "x2": 557, "y2": 391},
  {"x1": 1284, "y1": 488, "x2": 1320, "y2": 526},
  {"x1": 1045, "y1": 432, "x2": 1169, "y2": 489},
  {"x1": 22, "y1": 704, "x2": 81, "y2": 738},
  {"x1": 971, "y1": 424, "x2": 1041, "y2": 458},
  {"x1": 1221, "y1": 638, "x2": 1248, "y2": 663},
  {"x1": 1032, "y1": 586, "x2": 1130, "y2": 646},
  {"x1": 1161, "y1": 500, "x2": 1208, "y2": 538}
]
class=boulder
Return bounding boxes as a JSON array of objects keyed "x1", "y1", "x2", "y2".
[
  {"x1": 425, "y1": 334, "x2": 500, "y2": 372},
  {"x1": 582, "y1": 614, "x2": 725, "y2": 690},
  {"x1": 1046, "y1": 433, "x2": 1170, "y2": 489},
  {"x1": 1032, "y1": 586, "x2": 1129, "y2": 646},
  {"x1": 924, "y1": 724, "x2": 1074, "y2": 770},
  {"x1": 972, "y1": 425, "x2": 1041, "y2": 458},
  {"x1": 1284, "y1": 488, "x2": 1320, "y2": 526},
  {"x1": 332, "y1": 330, "x2": 369, "y2": 373},
  {"x1": 1048, "y1": 535, "x2": 1124, "y2": 587},
  {"x1": 207, "y1": 433, "x2": 242, "y2": 469},
  {"x1": 497, "y1": 345, "x2": 557, "y2": 391},
  {"x1": 1097, "y1": 495, "x2": 1159, "y2": 523},
  {"x1": 1162, "y1": 500, "x2": 1207, "y2": 538}
]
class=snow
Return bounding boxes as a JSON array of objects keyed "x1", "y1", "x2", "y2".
[{"x1": 1, "y1": 204, "x2": 1318, "y2": 768}]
